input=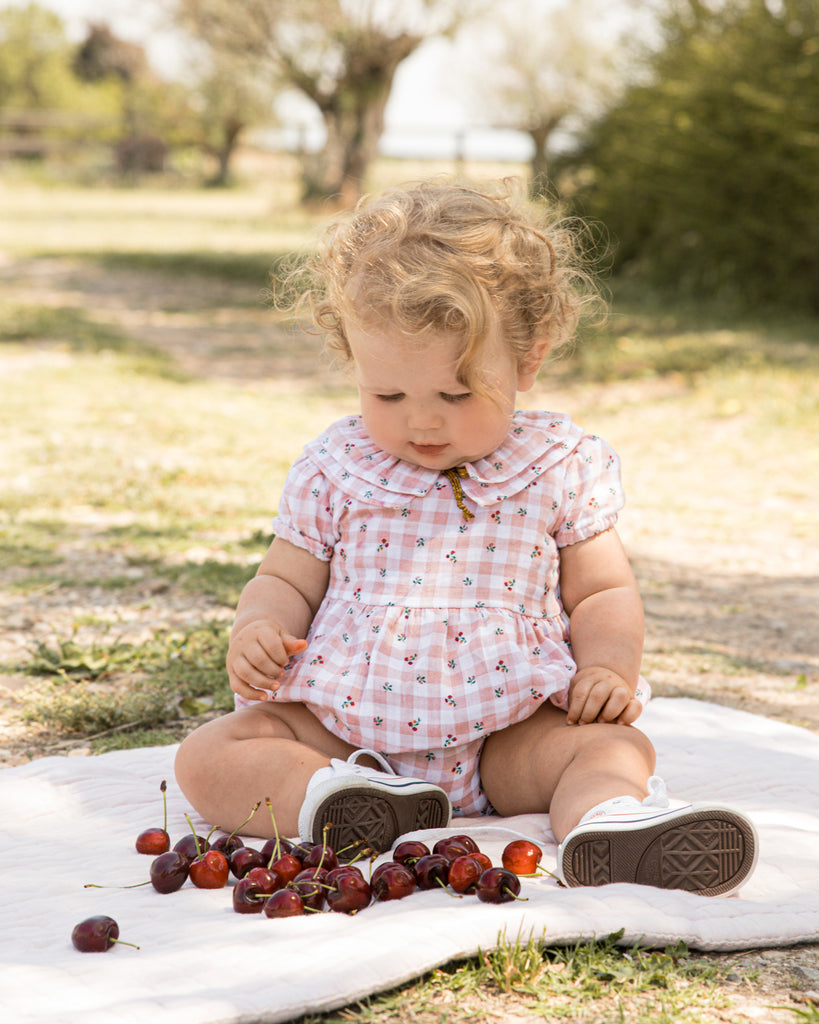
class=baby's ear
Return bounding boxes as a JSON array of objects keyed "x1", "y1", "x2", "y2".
[{"x1": 517, "y1": 337, "x2": 551, "y2": 391}]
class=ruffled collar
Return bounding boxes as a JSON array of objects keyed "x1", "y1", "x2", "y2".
[{"x1": 303, "y1": 411, "x2": 585, "y2": 508}]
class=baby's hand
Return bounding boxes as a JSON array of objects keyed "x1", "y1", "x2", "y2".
[
  {"x1": 566, "y1": 666, "x2": 643, "y2": 726},
  {"x1": 226, "y1": 620, "x2": 308, "y2": 702}
]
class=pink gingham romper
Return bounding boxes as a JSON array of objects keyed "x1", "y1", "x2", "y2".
[{"x1": 237, "y1": 410, "x2": 636, "y2": 815}]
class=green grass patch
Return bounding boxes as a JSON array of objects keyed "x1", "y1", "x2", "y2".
[
  {"x1": 18, "y1": 622, "x2": 232, "y2": 738},
  {"x1": 290, "y1": 931, "x2": 735, "y2": 1024}
]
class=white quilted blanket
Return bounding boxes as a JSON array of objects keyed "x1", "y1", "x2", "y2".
[{"x1": 2, "y1": 697, "x2": 818, "y2": 1024}]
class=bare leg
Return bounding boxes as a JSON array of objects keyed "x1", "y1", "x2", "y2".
[
  {"x1": 479, "y1": 702, "x2": 656, "y2": 841},
  {"x1": 174, "y1": 702, "x2": 361, "y2": 838}
]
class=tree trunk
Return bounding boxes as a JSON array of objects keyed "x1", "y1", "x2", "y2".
[{"x1": 299, "y1": 34, "x2": 418, "y2": 207}]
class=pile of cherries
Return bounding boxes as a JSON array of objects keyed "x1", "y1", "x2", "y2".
[{"x1": 72, "y1": 782, "x2": 545, "y2": 950}]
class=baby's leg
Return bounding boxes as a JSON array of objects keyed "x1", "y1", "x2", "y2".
[
  {"x1": 174, "y1": 702, "x2": 360, "y2": 838},
  {"x1": 479, "y1": 702, "x2": 656, "y2": 840}
]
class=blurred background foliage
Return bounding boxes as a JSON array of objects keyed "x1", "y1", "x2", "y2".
[{"x1": 0, "y1": 0, "x2": 817, "y2": 313}]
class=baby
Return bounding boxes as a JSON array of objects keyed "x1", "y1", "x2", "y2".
[{"x1": 175, "y1": 181, "x2": 757, "y2": 895}]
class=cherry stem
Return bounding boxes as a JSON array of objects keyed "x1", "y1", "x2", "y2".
[
  {"x1": 436, "y1": 878, "x2": 462, "y2": 899},
  {"x1": 84, "y1": 881, "x2": 150, "y2": 889},
  {"x1": 160, "y1": 779, "x2": 167, "y2": 834},
  {"x1": 504, "y1": 888, "x2": 529, "y2": 902},
  {"x1": 218, "y1": 799, "x2": 261, "y2": 848},
  {"x1": 264, "y1": 797, "x2": 282, "y2": 866},
  {"x1": 184, "y1": 813, "x2": 203, "y2": 860},
  {"x1": 111, "y1": 938, "x2": 141, "y2": 950}
]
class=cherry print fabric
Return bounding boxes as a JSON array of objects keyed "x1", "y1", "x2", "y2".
[{"x1": 237, "y1": 411, "x2": 625, "y2": 813}]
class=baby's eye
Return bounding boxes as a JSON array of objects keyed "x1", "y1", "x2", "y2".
[
  {"x1": 441, "y1": 392, "x2": 472, "y2": 403},
  {"x1": 375, "y1": 393, "x2": 404, "y2": 402}
]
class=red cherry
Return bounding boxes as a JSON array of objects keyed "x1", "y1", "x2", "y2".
[
  {"x1": 260, "y1": 836, "x2": 295, "y2": 863},
  {"x1": 432, "y1": 836, "x2": 474, "y2": 863},
  {"x1": 136, "y1": 780, "x2": 170, "y2": 855},
  {"x1": 233, "y1": 868, "x2": 282, "y2": 914},
  {"x1": 290, "y1": 867, "x2": 328, "y2": 911},
  {"x1": 392, "y1": 840, "x2": 430, "y2": 868},
  {"x1": 229, "y1": 845, "x2": 266, "y2": 879},
  {"x1": 447, "y1": 854, "x2": 483, "y2": 894},
  {"x1": 413, "y1": 853, "x2": 450, "y2": 890},
  {"x1": 447, "y1": 833, "x2": 480, "y2": 853},
  {"x1": 326, "y1": 865, "x2": 371, "y2": 914},
  {"x1": 264, "y1": 889, "x2": 305, "y2": 918},
  {"x1": 211, "y1": 834, "x2": 245, "y2": 858},
  {"x1": 501, "y1": 839, "x2": 543, "y2": 876},
  {"x1": 71, "y1": 915, "x2": 139, "y2": 952},
  {"x1": 303, "y1": 843, "x2": 339, "y2": 872},
  {"x1": 476, "y1": 867, "x2": 524, "y2": 904},
  {"x1": 471, "y1": 851, "x2": 492, "y2": 872},
  {"x1": 189, "y1": 848, "x2": 229, "y2": 889},
  {"x1": 150, "y1": 850, "x2": 189, "y2": 893},
  {"x1": 269, "y1": 853, "x2": 303, "y2": 884},
  {"x1": 136, "y1": 827, "x2": 170, "y2": 856},
  {"x1": 371, "y1": 862, "x2": 416, "y2": 901}
]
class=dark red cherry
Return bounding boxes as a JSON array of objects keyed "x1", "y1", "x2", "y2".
[
  {"x1": 173, "y1": 833, "x2": 208, "y2": 865},
  {"x1": 371, "y1": 861, "x2": 416, "y2": 901},
  {"x1": 392, "y1": 840, "x2": 430, "y2": 868},
  {"x1": 229, "y1": 845, "x2": 266, "y2": 879},
  {"x1": 71, "y1": 915, "x2": 138, "y2": 952},
  {"x1": 432, "y1": 836, "x2": 473, "y2": 863},
  {"x1": 150, "y1": 850, "x2": 189, "y2": 893},
  {"x1": 326, "y1": 865, "x2": 371, "y2": 914},
  {"x1": 413, "y1": 853, "x2": 450, "y2": 890},
  {"x1": 232, "y1": 868, "x2": 282, "y2": 914},
  {"x1": 264, "y1": 889, "x2": 305, "y2": 918},
  {"x1": 290, "y1": 867, "x2": 328, "y2": 911},
  {"x1": 211, "y1": 834, "x2": 245, "y2": 858},
  {"x1": 476, "y1": 867, "x2": 523, "y2": 904}
]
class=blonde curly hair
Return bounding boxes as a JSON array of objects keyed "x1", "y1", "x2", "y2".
[{"x1": 291, "y1": 180, "x2": 599, "y2": 395}]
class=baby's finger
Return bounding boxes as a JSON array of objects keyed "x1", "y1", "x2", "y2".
[
  {"x1": 282, "y1": 635, "x2": 308, "y2": 657},
  {"x1": 228, "y1": 654, "x2": 279, "y2": 700},
  {"x1": 615, "y1": 698, "x2": 644, "y2": 725}
]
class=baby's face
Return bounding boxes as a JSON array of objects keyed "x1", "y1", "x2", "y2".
[{"x1": 348, "y1": 322, "x2": 525, "y2": 470}]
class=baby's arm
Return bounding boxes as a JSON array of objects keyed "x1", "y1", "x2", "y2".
[
  {"x1": 558, "y1": 528, "x2": 645, "y2": 725},
  {"x1": 227, "y1": 537, "x2": 330, "y2": 701}
]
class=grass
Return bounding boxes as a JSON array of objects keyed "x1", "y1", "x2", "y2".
[
  {"x1": 288, "y1": 931, "x2": 736, "y2": 1024},
  {"x1": 1, "y1": 168, "x2": 817, "y2": 1023}
]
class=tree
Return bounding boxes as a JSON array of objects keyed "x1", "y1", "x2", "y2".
[
  {"x1": 557, "y1": 0, "x2": 819, "y2": 310},
  {"x1": 173, "y1": 0, "x2": 478, "y2": 205},
  {"x1": 456, "y1": 0, "x2": 625, "y2": 199}
]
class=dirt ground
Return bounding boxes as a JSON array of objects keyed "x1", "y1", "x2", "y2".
[{"x1": 1, "y1": 255, "x2": 818, "y2": 1021}]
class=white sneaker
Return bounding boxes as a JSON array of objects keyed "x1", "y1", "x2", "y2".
[
  {"x1": 558, "y1": 781, "x2": 758, "y2": 897},
  {"x1": 298, "y1": 749, "x2": 452, "y2": 857}
]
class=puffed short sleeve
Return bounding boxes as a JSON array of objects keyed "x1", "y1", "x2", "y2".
[
  {"x1": 553, "y1": 435, "x2": 625, "y2": 547},
  {"x1": 270, "y1": 454, "x2": 336, "y2": 562}
]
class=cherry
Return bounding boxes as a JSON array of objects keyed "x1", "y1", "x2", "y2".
[
  {"x1": 325, "y1": 865, "x2": 371, "y2": 914},
  {"x1": 211, "y1": 834, "x2": 245, "y2": 858},
  {"x1": 189, "y1": 848, "x2": 230, "y2": 889},
  {"x1": 432, "y1": 836, "x2": 474, "y2": 863},
  {"x1": 268, "y1": 852, "x2": 303, "y2": 885},
  {"x1": 229, "y1": 845, "x2": 266, "y2": 879},
  {"x1": 150, "y1": 850, "x2": 190, "y2": 893},
  {"x1": 264, "y1": 889, "x2": 305, "y2": 918},
  {"x1": 135, "y1": 780, "x2": 170, "y2": 855},
  {"x1": 303, "y1": 842, "x2": 339, "y2": 872},
  {"x1": 173, "y1": 833, "x2": 209, "y2": 865},
  {"x1": 233, "y1": 868, "x2": 283, "y2": 914},
  {"x1": 290, "y1": 867, "x2": 328, "y2": 912},
  {"x1": 413, "y1": 853, "x2": 450, "y2": 890},
  {"x1": 446, "y1": 833, "x2": 480, "y2": 854},
  {"x1": 371, "y1": 861, "x2": 416, "y2": 902},
  {"x1": 476, "y1": 867, "x2": 524, "y2": 904},
  {"x1": 260, "y1": 836, "x2": 295, "y2": 864},
  {"x1": 447, "y1": 854, "x2": 483, "y2": 894},
  {"x1": 71, "y1": 915, "x2": 139, "y2": 953},
  {"x1": 471, "y1": 851, "x2": 493, "y2": 872},
  {"x1": 501, "y1": 839, "x2": 543, "y2": 876},
  {"x1": 392, "y1": 840, "x2": 430, "y2": 868},
  {"x1": 289, "y1": 841, "x2": 314, "y2": 865}
]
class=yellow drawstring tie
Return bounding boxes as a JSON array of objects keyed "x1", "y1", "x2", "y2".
[{"x1": 443, "y1": 467, "x2": 474, "y2": 521}]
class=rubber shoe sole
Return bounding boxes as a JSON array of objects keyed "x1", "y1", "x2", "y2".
[
  {"x1": 307, "y1": 778, "x2": 451, "y2": 859},
  {"x1": 559, "y1": 805, "x2": 758, "y2": 896}
]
